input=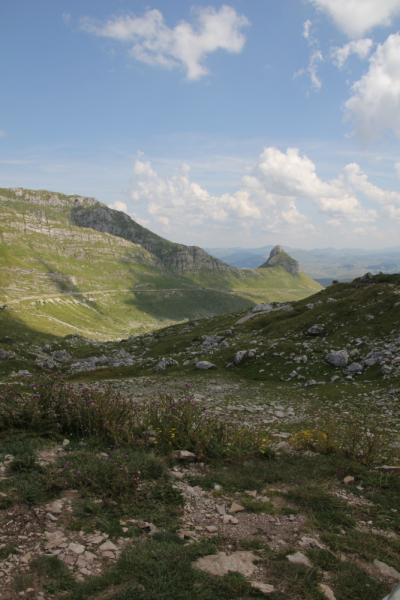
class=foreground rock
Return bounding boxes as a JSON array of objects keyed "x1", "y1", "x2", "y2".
[
  {"x1": 326, "y1": 350, "x2": 348, "y2": 367},
  {"x1": 195, "y1": 361, "x2": 216, "y2": 370}
]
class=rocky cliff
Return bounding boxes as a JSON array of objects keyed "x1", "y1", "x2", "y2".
[
  {"x1": 71, "y1": 205, "x2": 237, "y2": 274},
  {"x1": 258, "y1": 245, "x2": 302, "y2": 275}
]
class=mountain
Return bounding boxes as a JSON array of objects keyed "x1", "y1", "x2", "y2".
[
  {"x1": 0, "y1": 187, "x2": 322, "y2": 340},
  {"x1": 259, "y1": 245, "x2": 302, "y2": 274},
  {"x1": 204, "y1": 245, "x2": 400, "y2": 280}
]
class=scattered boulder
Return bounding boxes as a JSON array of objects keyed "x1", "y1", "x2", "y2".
[
  {"x1": 319, "y1": 584, "x2": 336, "y2": 600},
  {"x1": 343, "y1": 476, "x2": 354, "y2": 485},
  {"x1": 250, "y1": 581, "x2": 275, "y2": 594},
  {"x1": 219, "y1": 340, "x2": 229, "y2": 349},
  {"x1": 229, "y1": 502, "x2": 245, "y2": 514},
  {"x1": 201, "y1": 336, "x2": 223, "y2": 349},
  {"x1": 361, "y1": 272, "x2": 373, "y2": 283},
  {"x1": 195, "y1": 551, "x2": 258, "y2": 577},
  {"x1": 282, "y1": 305, "x2": 293, "y2": 313},
  {"x1": 326, "y1": 350, "x2": 348, "y2": 367},
  {"x1": 248, "y1": 349, "x2": 257, "y2": 358},
  {"x1": 286, "y1": 552, "x2": 311, "y2": 567},
  {"x1": 348, "y1": 363, "x2": 362, "y2": 373},
  {"x1": 196, "y1": 361, "x2": 216, "y2": 370},
  {"x1": 0, "y1": 348, "x2": 14, "y2": 360},
  {"x1": 172, "y1": 450, "x2": 196, "y2": 462},
  {"x1": 349, "y1": 349, "x2": 360, "y2": 359},
  {"x1": 234, "y1": 350, "x2": 247, "y2": 365},
  {"x1": 50, "y1": 350, "x2": 71, "y2": 362},
  {"x1": 156, "y1": 357, "x2": 179, "y2": 372},
  {"x1": 307, "y1": 325, "x2": 324, "y2": 336},
  {"x1": 252, "y1": 303, "x2": 273, "y2": 313},
  {"x1": 382, "y1": 365, "x2": 393, "y2": 375},
  {"x1": 373, "y1": 559, "x2": 400, "y2": 580}
]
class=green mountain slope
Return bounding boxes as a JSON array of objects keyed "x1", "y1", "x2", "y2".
[{"x1": 0, "y1": 187, "x2": 322, "y2": 339}]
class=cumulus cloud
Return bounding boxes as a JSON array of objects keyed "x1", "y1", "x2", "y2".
[
  {"x1": 108, "y1": 200, "x2": 128, "y2": 212},
  {"x1": 309, "y1": 0, "x2": 400, "y2": 38},
  {"x1": 331, "y1": 38, "x2": 373, "y2": 68},
  {"x1": 126, "y1": 147, "x2": 400, "y2": 243},
  {"x1": 344, "y1": 33, "x2": 400, "y2": 142},
  {"x1": 80, "y1": 5, "x2": 249, "y2": 80}
]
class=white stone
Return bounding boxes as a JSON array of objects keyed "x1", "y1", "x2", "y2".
[
  {"x1": 319, "y1": 584, "x2": 336, "y2": 600},
  {"x1": 195, "y1": 551, "x2": 258, "y2": 577},
  {"x1": 373, "y1": 559, "x2": 400, "y2": 580},
  {"x1": 250, "y1": 581, "x2": 275, "y2": 594},
  {"x1": 99, "y1": 540, "x2": 117, "y2": 552},
  {"x1": 286, "y1": 552, "x2": 311, "y2": 567},
  {"x1": 69, "y1": 543, "x2": 85, "y2": 554}
]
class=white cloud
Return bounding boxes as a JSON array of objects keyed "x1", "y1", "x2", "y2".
[
  {"x1": 298, "y1": 21, "x2": 323, "y2": 90},
  {"x1": 331, "y1": 39, "x2": 373, "y2": 68},
  {"x1": 344, "y1": 33, "x2": 400, "y2": 142},
  {"x1": 308, "y1": 50, "x2": 323, "y2": 89},
  {"x1": 396, "y1": 162, "x2": 400, "y2": 179},
  {"x1": 0, "y1": 130, "x2": 6, "y2": 137},
  {"x1": 303, "y1": 19, "x2": 312, "y2": 40},
  {"x1": 247, "y1": 147, "x2": 377, "y2": 222},
  {"x1": 80, "y1": 5, "x2": 249, "y2": 80},
  {"x1": 127, "y1": 147, "x2": 400, "y2": 243},
  {"x1": 309, "y1": 0, "x2": 400, "y2": 38},
  {"x1": 108, "y1": 200, "x2": 128, "y2": 212},
  {"x1": 335, "y1": 162, "x2": 400, "y2": 204},
  {"x1": 62, "y1": 13, "x2": 71, "y2": 25}
]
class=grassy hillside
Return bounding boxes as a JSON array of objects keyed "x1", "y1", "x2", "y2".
[{"x1": 0, "y1": 188, "x2": 322, "y2": 339}]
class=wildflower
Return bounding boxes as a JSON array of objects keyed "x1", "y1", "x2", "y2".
[{"x1": 77, "y1": 471, "x2": 81, "y2": 474}]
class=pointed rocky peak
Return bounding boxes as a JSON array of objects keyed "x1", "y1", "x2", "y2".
[{"x1": 258, "y1": 245, "x2": 302, "y2": 275}]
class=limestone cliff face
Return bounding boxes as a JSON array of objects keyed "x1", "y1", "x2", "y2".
[
  {"x1": 71, "y1": 205, "x2": 237, "y2": 274},
  {"x1": 258, "y1": 245, "x2": 302, "y2": 275}
]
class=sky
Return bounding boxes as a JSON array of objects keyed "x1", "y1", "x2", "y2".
[{"x1": 1, "y1": 0, "x2": 400, "y2": 250}]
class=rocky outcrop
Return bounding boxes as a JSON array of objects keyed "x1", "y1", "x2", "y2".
[
  {"x1": 258, "y1": 245, "x2": 302, "y2": 275},
  {"x1": 71, "y1": 205, "x2": 237, "y2": 274}
]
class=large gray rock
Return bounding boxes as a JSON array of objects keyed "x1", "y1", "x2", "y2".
[
  {"x1": 307, "y1": 325, "x2": 324, "y2": 336},
  {"x1": 50, "y1": 350, "x2": 71, "y2": 363},
  {"x1": 196, "y1": 361, "x2": 216, "y2": 370},
  {"x1": 156, "y1": 357, "x2": 179, "y2": 372},
  {"x1": 0, "y1": 348, "x2": 13, "y2": 360},
  {"x1": 234, "y1": 350, "x2": 247, "y2": 365},
  {"x1": 219, "y1": 340, "x2": 229, "y2": 349},
  {"x1": 326, "y1": 350, "x2": 348, "y2": 367},
  {"x1": 348, "y1": 362, "x2": 363, "y2": 373},
  {"x1": 201, "y1": 336, "x2": 222, "y2": 349},
  {"x1": 381, "y1": 364, "x2": 393, "y2": 375}
]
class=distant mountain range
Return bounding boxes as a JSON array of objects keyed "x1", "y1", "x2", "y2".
[{"x1": 204, "y1": 245, "x2": 400, "y2": 284}]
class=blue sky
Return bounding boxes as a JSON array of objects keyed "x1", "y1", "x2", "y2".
[{"x1": 1, "y1": 0, "x2": 400, "y2": 249}]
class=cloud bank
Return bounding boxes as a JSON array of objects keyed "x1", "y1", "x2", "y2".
[
  {"x1": 80, "y1": 5, "x2": 249, "y2": 80},
  {"x1": 126, "y1": 147, "x2": 400, "y2": 244}
]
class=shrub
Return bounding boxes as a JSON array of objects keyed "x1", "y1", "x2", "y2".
[
  {"x1": 291, "y1": 413, "x2": 399, "y2": 465},
  {"x1": 0, "y1": 376, "x2": 275, "y2": 461}
]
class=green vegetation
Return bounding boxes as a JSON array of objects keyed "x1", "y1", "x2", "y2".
[{"x1": 0, "y1": 187, "x2": 321, "y2": 340}]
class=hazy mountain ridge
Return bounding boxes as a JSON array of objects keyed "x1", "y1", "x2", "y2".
[{"x1": 205, "y1": 245, "x2": 400, "y2": 279}]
